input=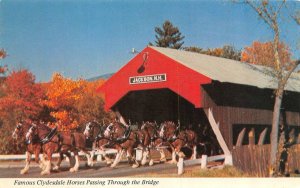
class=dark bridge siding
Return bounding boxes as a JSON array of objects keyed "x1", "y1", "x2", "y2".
[
  {"x1": 232, "y1": 144, "x2": 300, "y2": 177},
  {"x1": 202, "y1": 81, "x2": 300, "y2": 112},
  {"x1": 201, "y1": 82, "x2": 300, "y2": 176},
  {"x1": 201, "y1": 83, "x2": 300, "y2": 149}
]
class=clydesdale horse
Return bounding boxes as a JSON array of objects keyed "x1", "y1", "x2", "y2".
[
  {"x1": 159, "y1": 121, "x2": 198, "y2": 164},
  {"x1": 25, "y1": 123, "x2": 93, "y2": 175},
  {"x1": 103, "y1": 121, "x2": 152, "y2": 168},
  {"x1": 12, "y1": 121, "x2": 44, "y2": 174}
]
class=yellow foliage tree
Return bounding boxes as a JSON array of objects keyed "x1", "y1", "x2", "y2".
[
  {"x1": 44, "y1": 73, "x2": 85, "y2": 131},
  {"x1": 44, "y1": 73, "x2": 108, "y2": 131},
  {"x1": 74, "y1": 79, "x2": 108, "y2": 125},
  {"x1": 241, "y1": 41, "x2": 291, "y2": 70}
]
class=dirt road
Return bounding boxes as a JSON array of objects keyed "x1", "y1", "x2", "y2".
[{"x1": 0, "y1": 160, "x2": 181, "y2": 178}]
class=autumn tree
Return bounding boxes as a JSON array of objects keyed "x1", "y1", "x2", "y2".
[
  {"x1": 0, "y1": 69, "x2": 45, "y2": 121},
  {"x1": 43, "y1": 73, "x2": 85, "y2": 131},
  {"x1": 75, "y1": 79, "x2": 110, "y2": 125},
  {"x1": 241, "y1": 41, "x2": 291, "y2": 69},
  {"x1": 184, "y1": 45, "x2": 241, "y2": 61},
  {"x1": 0, "y1": 69, "x2": 45, "y2": 154},
  {"x1": 245, "y1": 0, "x2": 300, "y2": 176},
  {"x1": 44, "y1": 73, "x2": 109, "y2": 131},
  {"x1": 150, "y1": 20, "x2": 185, "y2": 49}
]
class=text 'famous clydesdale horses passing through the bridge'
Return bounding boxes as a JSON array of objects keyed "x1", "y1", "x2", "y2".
[{"x1": 13, "y1": 179, "x2": 160, "y2": 186}]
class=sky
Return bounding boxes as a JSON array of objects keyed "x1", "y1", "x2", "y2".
[{"x1": 0, "y1": 0, "x2": 299, "y2": 82}]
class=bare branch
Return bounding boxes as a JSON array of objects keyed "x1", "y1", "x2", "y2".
[
  {"x1": 281, "y1": 60, "x2": 300, "y2": 89},
  {"x1": 262, "y1": 0, "x2": 276, "y2": 23},
  {"x1": 276, "y1": 0, "x2": 286, "y2": 16},
  {"x1": 246, "y1": 0, "x2": 274, "y2": 28},
  {"x1": 283, "y1": 1, "x2": 300, "y2": 25},
  {"x1": 292, "y1": 11, "x2": 300, "y2": 25}
]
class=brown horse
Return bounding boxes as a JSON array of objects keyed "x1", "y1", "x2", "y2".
[
  {"x1": 140, "y1": 121, "x2": 167, "y2": 163},
  {"x1": 12, "y1": 121, "x2": 44, "y2": 174},
  {"x1": 83, "y1": 121, "x2": 114, "y2": 165},
  {"x1": 103, "y1": 121, "x2": 151, "y2": 168},
  {"x1": 26, "y1": 123, "x2": 93, "y2": 175},
  {"x1": 159, "y1": 121, "x2": 198, "y2": 164}
]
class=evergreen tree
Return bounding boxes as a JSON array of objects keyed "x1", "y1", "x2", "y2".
[
  {"x1": 183, "y1": 46, "x2": 204, "y2": 53},
  {"x1": 151, "y1": 20, "x2": 184, "y2": 49},
  {"x1": 221, "y1": 45, "x2": 241, "y2": 61}
]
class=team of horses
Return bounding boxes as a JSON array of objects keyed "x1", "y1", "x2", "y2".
[{"x1": 12, "y1": 120, "x2": 217, "y2": 175}]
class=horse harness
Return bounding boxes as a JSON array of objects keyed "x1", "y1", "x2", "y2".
[
  {"x1": 25, "y1": 126, "x2": 56, "y2": 145},
  {"x1": 104, "y1": 125, "x2": 146, "y2": 149},
  {"x1": 32, "y1": 126, "x2": 78, "y2": 151},
  {"x1": 113, "y1": 126, "x2": 132, "y2": 144},
  {"x1": 167, "y1": 130, "x2": 190, "y2": 147},
  {"x1": 40, "y1": 127, "x2": 58, "y2": 144},
  {"x1": 144, "y1": 124, "x2": 159, "y2": 143},
  {"x1": 165, "y1": 126, "x2": 180, "y2": 142}
]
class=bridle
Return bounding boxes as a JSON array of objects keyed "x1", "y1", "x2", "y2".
[
  {"x1": 25, "y1": 123, "x2": 57, "y2": 145},
  {"x1": 104, "y1": 123, "x2": 115, "y2": 139},
  {"x1": 103, "y1": 122, "x2": 132, "y2": 145},
  {"x1": 25, "y1": 125, "x2": 36, "y2": 144},
  {"x1": 84, "y1": 122, "x2": 93, "y2": 139},
  {"x1": 12, "y1": 123, "x2": 24, "y2": 138},
  {"x1": 159, "y1": 122, "x2": 179, "y2": 142},
  {"x1": 142, "y1": 122, "x2": 159, "y2": 142}
]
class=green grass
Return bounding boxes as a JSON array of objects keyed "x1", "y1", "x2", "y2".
[
  {"x1": 185, "y1": 166, "x2": 251, "y2": 177},
  {"x1": 134, "y1": 165, "x2": 251, "y2": 177}
]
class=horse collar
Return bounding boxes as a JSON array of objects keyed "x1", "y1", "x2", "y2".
[
  {"x1": 40, "y1": 127, "x2": 58, "y2": 144},
  {"x1": 115, "y1": 127, "x2": 131, "y2": 144}
]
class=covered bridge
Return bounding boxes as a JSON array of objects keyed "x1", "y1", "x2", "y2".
[{"x1": 98, "y1": 46, "x2": 300, "y2": 176}]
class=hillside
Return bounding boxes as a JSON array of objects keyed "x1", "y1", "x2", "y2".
[{"x1": 87, "y1": 73, "x2": 114, "y2": 81}]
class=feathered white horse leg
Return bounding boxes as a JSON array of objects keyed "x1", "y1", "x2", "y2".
[
  {"x1": 83, "y1": 150, "x2": 93, "y2": 167},
  {"x1": 69, "y1": 155, "x2": 80, "y2": 172},
  {"x1": 41, "y1": 160, "x2": 51, "y2": 175},
  {"x1": 168, "y1": 150, "x2": 177, "y2": 164},
  {"x1": 159, "y1": 149, "x2": 167, "y2": 162},
  {"x1": 39, "y1": 154, "x2": 47, "y2": 170},
  {"x1": 141, "y1": 150, "x2": 147, "y2": 166},
  {"x1": 111, "y1": 149, "x2": 124, "y2": 168},
  {"x1": 147, "y1": 147, "x2": 154, "y2": 166},
  {"x1": 20, "y1": 151, "x2": 31, "y2": 174}
]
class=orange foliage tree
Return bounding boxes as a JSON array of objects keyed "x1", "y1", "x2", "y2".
[
  {"x1": 43, "y1": 73, "x2": 85, "y2": 131},
  {"x1": 241, "y1": 41, "x2": 291, "y2": 70},
  {"x1": 0, "y1": 69, "x2": 45, "y2": 154},
  {"x1": 0, "y1": 69, "x2": 45, "y2": 121},
  {"x1": 74, "y1": 79, "x2": 109, "y2": 125},
  {"x1": 44, "y1": 73, "x2": 108, "y2": 131}
]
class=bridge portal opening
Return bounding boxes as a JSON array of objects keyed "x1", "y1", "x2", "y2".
[
  {"x1": 112, "y1": 89, "x2": 200, "y2": 127},
  {"x1": 112, "y1": 88, "x2": 222, "y2": 156}
]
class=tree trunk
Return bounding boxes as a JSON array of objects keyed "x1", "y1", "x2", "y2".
[{"x1": 270, "y1": 90, "x2": 283, "y2": 176}]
